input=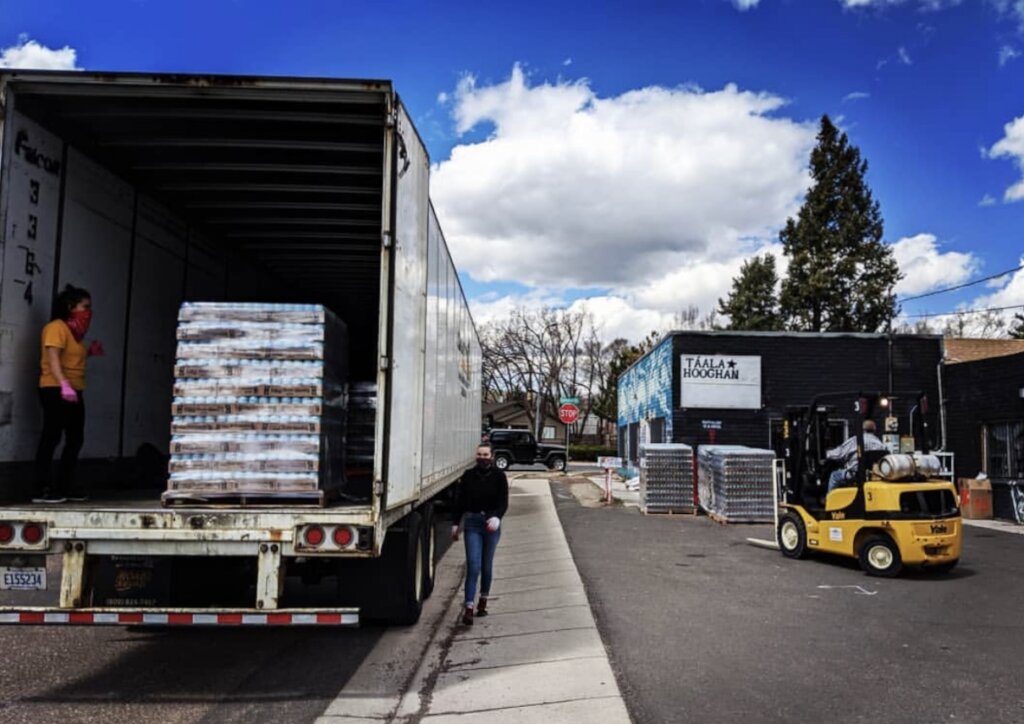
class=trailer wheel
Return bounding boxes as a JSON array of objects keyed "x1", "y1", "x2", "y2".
[{"x1": 420, "y1": 503, "x2": 436, "y2": 599}]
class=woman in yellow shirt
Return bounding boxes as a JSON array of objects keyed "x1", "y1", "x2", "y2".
[{"x1": 33, "y1": 284, "x2": 102, "y2": 503}]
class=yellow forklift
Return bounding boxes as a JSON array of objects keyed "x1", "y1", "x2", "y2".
[{"x1": 776, "y1": 391, "x2": 961, "y2": 577}]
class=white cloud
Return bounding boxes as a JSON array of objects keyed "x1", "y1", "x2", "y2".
[
  {"x1": 890, "y1": 233, "x2": 980, "y2": 296},
  {"x1": 731, "y1": 0, "x2": 762, "y2": 9},
  {"x1": 898, "y1": 46, "x2": 914, "y2": 64},
  {"x1": 434, "y1": 64, "x2": 814, "y2": 292},
  {"x1": 843, "y1": 91, "x2": 871, "y2": 102},
  {"x1": 437, "y1": 91, "x2": 449, "y2": 104},
  {"x1": 992, "y1": 0, "x2": 1024, "y2": 31},
  {"x1": 979, "y1": 194, "x2": 998, "y2": 206},
  {"x1": 999, "y1": 45, "x2": 1021, "y2": 66},
  {"x1": 841, "y1": 0, "x2": 963, "y2": 9},
  {"x1": 987, "y1": 114, "x2": 1024, "y2": 202},
  {"x1": 563, "y1": 58, "x2": 573, "y2": 67},
  {"x1": 0, "y1": 35, "x2": 80, "y2": 70}
]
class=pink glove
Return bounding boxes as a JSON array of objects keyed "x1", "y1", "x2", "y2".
[
  {"x1": 486, "y1": 517, "x2": 501, "y2": 533},
  {"x1": 88, "y1": 340, "x2": 105, "y2": 357},
  {"x1": 451, "y1": 525, "x2": 460, "y2": 541},
  {"x1": 59, "y1": 380, "x2": 78, "y2": 403}
]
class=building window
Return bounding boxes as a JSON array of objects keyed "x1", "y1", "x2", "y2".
[
  {"x1": 542, "y1": 426, "x2": 556, "y2": 440},
  {"x1": 984, "y1": 421, "x2": 1024, "y2": 478}
]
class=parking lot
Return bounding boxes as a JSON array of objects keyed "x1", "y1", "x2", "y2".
[{"x1": 553, "y1": 479, "x2": 1024, "y2": 724}]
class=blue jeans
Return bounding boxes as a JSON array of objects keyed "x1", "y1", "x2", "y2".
[
  {"x1": 828, "y1": 468, "x2": 848, "y2": 493},
  {"x1": 462, "y1": 513, "x2": 501, "y2": 607}
]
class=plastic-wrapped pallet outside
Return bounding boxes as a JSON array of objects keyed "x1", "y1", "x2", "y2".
[
  {"x1": 164, "y1": 302, "x2": 350, "y2": 507},
  {"x1": 697, "y1": 445, "x2": 775, "y2": 523},
  {"x1": 639, "y1": 443, "x2": 694, "y2": 514}
]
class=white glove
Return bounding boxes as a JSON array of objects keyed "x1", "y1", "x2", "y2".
[
  {"x1": 486, "y1": 517, "x2": 501, "y2": 532},
  {"x1": 451, "y1": 525, "x2": 460, "y2": 541}
]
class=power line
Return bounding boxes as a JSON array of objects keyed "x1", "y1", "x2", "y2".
[
  {"x1": 905, "y1": 303, "x2": 1024, "y2": 319},
  {"x1": 899, "y1": 263, "x2": 1024, "y2": 302}
]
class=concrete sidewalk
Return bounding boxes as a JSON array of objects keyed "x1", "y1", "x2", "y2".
[{"x1": 318, "y1": 476, "x2": 630, "y2": 723}]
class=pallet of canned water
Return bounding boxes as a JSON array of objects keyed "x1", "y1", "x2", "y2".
[
  {"x1": 639, "y1": 443, "x2": 694, "y2": 514},
  {"x1": 341, "y1": 381, "x2": 377, "y2": 502},
  {"x1": 163, "y1": 302, "x2": 349, "y2": 507},
  {"x1": 697, "y1": 445, "x2": 775, "y2": 523}
]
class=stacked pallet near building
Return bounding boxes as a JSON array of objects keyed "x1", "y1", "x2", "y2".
[
  {"x1": 164, "y1": 302, "x2": 349, "y2": 507},
  {"x1": 697, "y1": 445, "x2": 774, "y2": 523},
  {"x1": 640, "y1": 443, "x2": 694, "y2": 514}
]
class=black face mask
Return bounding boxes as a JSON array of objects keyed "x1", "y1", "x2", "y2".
[{"x1": 476, "y1": 458, "x2": 492, "y2": 469}]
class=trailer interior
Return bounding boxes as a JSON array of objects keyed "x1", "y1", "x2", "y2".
[{"x1": 0, "y1": 73, "x2": 393, "y2": 504}]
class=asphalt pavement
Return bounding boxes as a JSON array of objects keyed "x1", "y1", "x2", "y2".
[{"x1": 552, "y1": 478, "x2": 1024, "y2": 724}]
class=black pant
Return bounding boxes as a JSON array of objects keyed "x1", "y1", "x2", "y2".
[{"x1": 34, "y1": 387, "x2": 85, "y2": 495}]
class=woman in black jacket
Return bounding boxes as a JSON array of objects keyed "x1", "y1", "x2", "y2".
[{"x1": 451, "y1": 443, "x2": 509, "y2": 625}]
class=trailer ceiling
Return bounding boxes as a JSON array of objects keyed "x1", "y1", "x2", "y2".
[{"x1": 6, "y1": 73, "x2": 390, "y2": 356}]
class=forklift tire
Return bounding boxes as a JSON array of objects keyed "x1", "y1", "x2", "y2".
[
  {"x1": 777, "y1": 513, "x2": 808, "y2": 559},
  {"x1": 859, "y1": 535, "x2": 903, "y2": 577}
]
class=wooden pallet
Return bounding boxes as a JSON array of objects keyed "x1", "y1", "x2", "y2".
[
  {"x1": 161, "y1": 488, "x2": 331, "y2": 508},
  {"x1": 641, "y1": 507, "x2": 696, "y2": 516},
  {"x1": 705, "y1": 510, "x2": 772, "y2": 525}
]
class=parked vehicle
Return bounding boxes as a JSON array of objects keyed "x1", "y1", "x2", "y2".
[
  {"x1": 487, "y1": 429, "x2": 567, "y2": 472},
  {"x1": 0, "y1": 71, "x2": 481, "y2": 626}
]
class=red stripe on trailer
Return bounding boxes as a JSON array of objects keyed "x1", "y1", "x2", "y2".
[
  {"x1": 168, "y1": 613, "x2": 192, "y2": 625},
  {"x1": 317, "y1": 613, "x2": 341, "y2": 625},
  {"x1": 69, "y1": 612, "x2": 93, "y2": 624},
  {"x1": 119, "y1": 612, "x2": 144, "y2": 624},
  {"x1": 218, "y1": 613, "x2": 243, "y2": 625},
  {"x1": 268, "y1": 613, "x2": 291, "y2": 625},
  {"x1": 21, "y1": 612, "x2": 44, "y2": 624}
]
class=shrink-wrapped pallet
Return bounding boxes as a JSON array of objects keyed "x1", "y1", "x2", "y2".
[
  {"x1": 639, "y1": 443, "x2": 694, "y2": 514},
  {"x1": 697, "y1": 445, "x2": 775, "y2": 523},
  {"x1": 163, "y1": 302, "x2": 350, "y2": 507}
]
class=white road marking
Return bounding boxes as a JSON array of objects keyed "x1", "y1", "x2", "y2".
[{"x1": 817, "y1": 584, "x2": 878, "y2": 596}]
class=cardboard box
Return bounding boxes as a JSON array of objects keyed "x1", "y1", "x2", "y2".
[{"x1": 959, "y1": 478, "x2": 993, "y2": 520}]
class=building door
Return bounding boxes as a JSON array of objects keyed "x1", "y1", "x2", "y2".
[{"x1": 650, "y1": 417, "x2": 666, "y2": 444}]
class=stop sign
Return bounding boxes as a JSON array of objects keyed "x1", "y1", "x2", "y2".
[{"x1": 558, "y1": 403, "x2": 580, "y2": 425}]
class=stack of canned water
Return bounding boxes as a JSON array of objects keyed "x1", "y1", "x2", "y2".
[
  {"x1": 164, "y1": 302, "x2": 349, "y2": 506},
  {"x1": 697, "y1": 445, "x2": 775, "y2": 522},
  {"x1": 342, "y1": 381, "x2": 377, "y2": 501},
  {"x1": 639, "y1": 443, "x2": 694, "y2": 514}
]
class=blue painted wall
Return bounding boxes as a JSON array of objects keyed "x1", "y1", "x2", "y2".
[{"x1": 617, "y1": 336, "x2": 674, "y2": 436}]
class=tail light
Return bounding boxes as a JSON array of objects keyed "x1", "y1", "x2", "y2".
[
  {"x1": 21, "y1": 523, "x2": 44, "y2": 545},
  {"x1": 0, "y1": 523, "x2": 14, "y2": 544},
  {"x1": 332, "y1": 526, "x2": 354, "y2": 547},
  {"x1": 303, "y1": 525, "x2": 325, "y2": 547}
]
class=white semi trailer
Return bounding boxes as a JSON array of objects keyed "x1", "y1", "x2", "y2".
[{"x1": 0, "y1": 71, "x2": 481, "y2": 626}]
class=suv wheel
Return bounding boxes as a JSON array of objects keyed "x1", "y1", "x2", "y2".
[
  {"x1": 494, "y1": 454, "x2": 511, "y2": 471},
  {"x1": 547, "y1": 456, "x2": 566, "y2": 472}
]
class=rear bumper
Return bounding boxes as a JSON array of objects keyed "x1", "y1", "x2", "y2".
[{"x1": 0, "y1": 607, "x2": 359, "y2": 627}]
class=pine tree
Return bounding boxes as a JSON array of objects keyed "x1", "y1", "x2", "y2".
[
  {"x1": 718, "y1": 253, "x2": 783, "y2": 331},
  {"x1": 779, "y1": 116, "x2": 902, "y2": 332},
  {"x1": 1010, "y1": 312, "x2": 1024, "y2": 340}
]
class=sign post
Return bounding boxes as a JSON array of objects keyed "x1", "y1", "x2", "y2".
[
  {"x1": 597, "y1": 456, "x2": 623, "y2": 505},
  {"x1": 558, "y1": 403, "x2": 579, "y2": 474}
]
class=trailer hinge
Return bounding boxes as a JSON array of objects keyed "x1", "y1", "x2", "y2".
[
  {"x1": 385, "y1": 108, "x2": 398, "y2": 129},
  {"x1": 373, "y1": 480, "x2": 384, "y2": 496},
  {"x1": 382, "y1": 231, "x2": 392, "y2": 249},
  {"x1": 379, "y1": 356, "x2": 390, "y2": 371}
]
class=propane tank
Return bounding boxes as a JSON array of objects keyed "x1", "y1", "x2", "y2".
[
  {"x1": 877, "y1": 454, "x2": 916, "y2": 481},
  {"x1": 913, "y1": 453, "x2": 942, "y2": 477}
]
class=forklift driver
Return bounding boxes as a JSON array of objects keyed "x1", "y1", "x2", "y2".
[{"x1": 826, "y1": 420, "x2": 886, "y2": 493}]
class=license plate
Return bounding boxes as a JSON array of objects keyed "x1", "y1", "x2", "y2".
[{"x1": 0, "y1": 567, "x2": 47, "y2": 591}]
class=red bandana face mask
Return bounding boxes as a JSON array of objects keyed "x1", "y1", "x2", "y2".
[{"x1": 66, "y1": 309, "x2": 92, "y2": 342}]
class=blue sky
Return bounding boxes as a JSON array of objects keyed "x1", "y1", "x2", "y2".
[{"x1": 1, "y1": 0, "x2": 1022, "y2": 339}]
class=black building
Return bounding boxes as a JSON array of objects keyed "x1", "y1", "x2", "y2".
[
  {"x1": 617, "y1": 331, "x2": 944, "y2": 464},
  {"x1": 944, "y1": 350, "x2": 1024, "y2": 522}
]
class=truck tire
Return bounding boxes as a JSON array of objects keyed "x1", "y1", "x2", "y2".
[
  {"x1": 494, "y1": 454, "x2": 511, "y2": 471},
  {"x1": 420, "y1": 502, "x2": 436, "y2": 599},
  {"x1": 547, "y1": 456, "x2": 566, "y2": 472},
  {"x1": 364, "y1": 512, "x2": 424, "y2": 625}
]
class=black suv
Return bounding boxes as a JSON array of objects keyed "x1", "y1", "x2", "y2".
[{"x1": 486, "y1": 429, "x2": 567, "y2": 472}]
